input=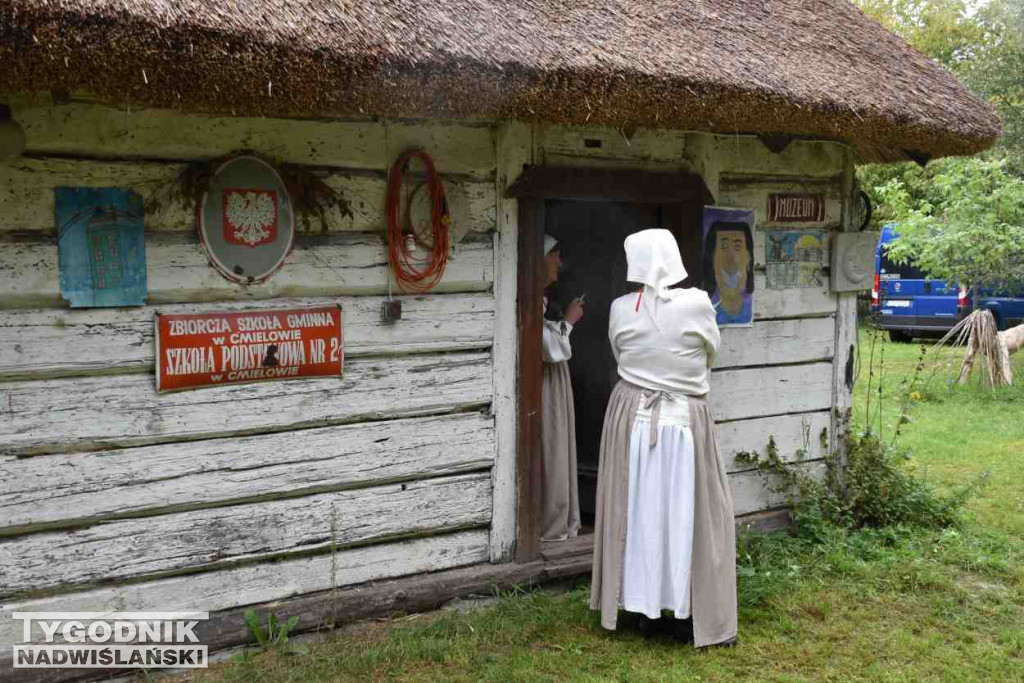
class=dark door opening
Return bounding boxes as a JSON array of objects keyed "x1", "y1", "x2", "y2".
[{"x1": 544, "y1": 200, "x2": 704, "y2": 524}]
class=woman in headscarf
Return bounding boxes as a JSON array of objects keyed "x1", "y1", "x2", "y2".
[
  {"x1": 540, "y1": 234, "x2": 585, "y2": 542},
  {"x1": 590, "y1": 228, "x2": 737, "y2": 648}
]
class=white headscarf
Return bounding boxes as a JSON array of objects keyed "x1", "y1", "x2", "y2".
[
  {"x1": 625, "y1": 229, "x2": 687, "y2": 301},
  {"x1": 544, "y1": 234, "x2": 558, "y2": 255}
]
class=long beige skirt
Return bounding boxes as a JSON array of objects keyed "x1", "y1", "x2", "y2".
[
  {"x1": 540, "y1": 360, "x2": 581, "y2": 542},
  {"x1": 589, "y1": 379, "x2": 737, "y2": 648}
]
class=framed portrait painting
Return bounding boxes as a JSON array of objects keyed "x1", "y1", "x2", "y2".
[{"x1": 702, "y1": 206, "x2": 755, "y2": 327}]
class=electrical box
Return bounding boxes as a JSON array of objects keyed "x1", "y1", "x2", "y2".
[
  {"x1": 831, "y1": 232, "x2": 878, "y2": 292},
  {"x1": 381, "y1": 300, "x2": 402, "y2": 324}
]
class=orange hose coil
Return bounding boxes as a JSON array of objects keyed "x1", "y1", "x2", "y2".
[{"x1": 386, "y1": 149, "x2": 450, "y2": 293}]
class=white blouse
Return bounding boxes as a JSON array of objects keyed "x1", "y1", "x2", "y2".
[
  {"x1": 542, "y1": 299, "x2": 573, "y2": 364},
  {"x1": 609, "y1": 288, "x2": 721, "y2": 397}
]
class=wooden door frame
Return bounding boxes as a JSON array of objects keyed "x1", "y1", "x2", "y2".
[{"x1": 509, "y1": 166, "x2": 712, "y2": 562}]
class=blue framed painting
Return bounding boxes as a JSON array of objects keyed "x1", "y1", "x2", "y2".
[
  {"x1": 702, "y1": 206, "x2": 755, "y2": 327},
  {"x1": 56, "y1": 187, "x2": 147, "y2": 308}
]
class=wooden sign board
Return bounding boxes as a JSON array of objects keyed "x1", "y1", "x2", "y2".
[
  {"x1": 767, "y1": 193, "x2": 826, "y2": 223},
  {"x1": 156, "y1": 305, "x2": 342, "y2": 392}
]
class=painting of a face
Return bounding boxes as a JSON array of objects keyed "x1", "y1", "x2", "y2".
[
  {"x1": 713, "y1": 229, "x2": 749, "y2": 295},
  {"x1": 702, "y1": 208, "x2": 755, "y2": 326}
]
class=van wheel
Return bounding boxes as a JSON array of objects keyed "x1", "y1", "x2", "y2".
[{"x1": 889, "y1": 330, "x2": 912, "y2": 343}]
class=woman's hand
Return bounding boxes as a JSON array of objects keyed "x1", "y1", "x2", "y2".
[{"x1": 564, "y1": 297, "x2": 585, "y2": 326}]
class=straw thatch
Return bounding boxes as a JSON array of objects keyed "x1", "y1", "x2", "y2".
[{"x1": 0, "y1": 0, "x2": 1001, "y2": 161}]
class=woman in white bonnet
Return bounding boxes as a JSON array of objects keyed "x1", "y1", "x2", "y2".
[
  {"x1": 540, "y1": 234, "x2": 585, "y2": 542},
  {"x1": 590, "y1": 228, "x2": 737, "y2": 648}
]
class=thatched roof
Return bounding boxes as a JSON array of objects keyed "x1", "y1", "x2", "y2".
[{"x1": 0, "y1": 0, "x2": 1000, "y2": 162}]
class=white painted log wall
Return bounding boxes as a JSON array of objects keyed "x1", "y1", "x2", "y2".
[
  {"x1": 0, "y1": 351, "x2": 492, "y2": 456},
  {"x1": 11, "y1": 102, "x2": 496, "y2": 177},
  {"x1": 0, "y1": 158, "x2": 497, "y2": 235},
  {"x1": 0, "y1": 294, "x2": 494, "y2": 380},
  {"x1": 0, "y1": 104, "x2": 857, "y2": 623},
  {"x1": 0, "y1": 103, "x2": 506, "y2": 630},
  {"x1": 0, "y1": 412, "x2": 494, "y2": 533},
  {"x1": 0, "y1": 233, "x2": 494, "y2": 310},
  {"x1": 717, "y1": 411, "x2": 831, "y2": 472},
  {"x1": 0, "y1": 529, "x2": 491, "y2": 652},
  {"x1": 719, "y1": 174, "x2": 844, "y2": 230},
  {"x1": 0, "y1": 472, "x2": 492, "y2": 598}
]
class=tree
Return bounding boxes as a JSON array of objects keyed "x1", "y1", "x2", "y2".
[
  {"x1": 855, "y1": 1, "x2": 1024, "y2": 383},
  {"x1": 855, "y1": 0, "x2": 986, "y2": 71},
  {"x1": 877, "y1": 155, "x2": 1024, "y2": 383},
  {"x1": 876, "y1": 156, "x2": 1024, "y2": 292}
]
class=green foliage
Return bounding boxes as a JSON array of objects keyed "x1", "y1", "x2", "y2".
[
  {"x1": 740, "y1": 327, "x2": 986, "y2": 538},
  {"x1": 855, "y1": 0, "x2": 987, "y2": 70},
  {"x1": 966, "y1": 0, "x2": 1024, "y2": 167},
  {"x1": 874, "y1": 155, "x2": 1024, "y2": 290},
  {"x1": 241, "y1": 609, "x2": 308, "y2": 657}
]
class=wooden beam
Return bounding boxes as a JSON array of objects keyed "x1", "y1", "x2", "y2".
[
  {"x1": 490, "y1": 121, "x2": 532, "y2": 562},
  {"x1": 0, "y1": 232, "x2": 494, "y2": 310},
  {"x1": 505, "y1": 165, "x2": 711, "y2": 204},
  {"x1": 0, "y1": 473, "x2": 492, "y2": 599},
  {"x1": 515, "y1": 197, "x2": 544, "y2": 562},
  {"x1": 0, "y1": 294, "x2": 494, "y2": 381},
  {"x1": 0, "y1": 412, "x2": 494, "y2": 534},
  {"x1": 0, "y1": 351, "x2": 492, "y2": 457},
  {"x1": 0, "y1": 530, "x2": 490, "y2": 660}
]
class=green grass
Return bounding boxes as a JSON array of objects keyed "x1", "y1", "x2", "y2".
[{"x1": 171, "y1": 329, "x2": 1024, "y2": 683}]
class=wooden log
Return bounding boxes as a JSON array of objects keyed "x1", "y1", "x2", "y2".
[
  {"x1": 0, "y1": 157, "x2": 496, "y2": 234},
  {"x1": 731, "y1": 461, "x2": 826, "y2": 517},
  {"x1": 0, "y1": 538, "x2": 580, "y2": 681},
  {"x1": 489, "y1": 122, "x2": 531, "y2": 562},
  {"x1": 0, "y1": 233, "x2": 495, "y2": 310},
  {"x1": 716, "y1": 410, "x2": 831, "y2": 472},
  {"x1": 0, "y1": 293, "x2": 494, "y2": 381},
  {"x1": 0, "y1": 351, "x2": 492, "y2": 457},
  {"x1": 0, "y1": 472, "x2": 492, "y2": 598},
  {"x1": 719, "y1": 175, "x2": 843, "y2": 231},
  {"x1": 753, "y1": 274, "x2": 835, "y2": 319},
  {"x1": 533, "y1": 128, "x2": 845, "y2": 179},
  {"x1": 0, "y1": 412, "x2": 494, "y2": 533},
  {"x1": 535, "y1": 124, "x2": 689, "y2": 169},
  {"x1": 710, "y1": 361, "x2": 833, "y2": 423},
  {"x1": 715, "y1": 317, "x2": 834, "y2": 369},
  {"x1": 735, "y1": 508, "x2": 794, "y2": 534},
  {"x1": 0, "y1": 529, "x2": 491, "y2": 652},
  {"x1": 12, "y1": 102, "x2": 496, "y2": 177},
  {"x1": 515, "y1": 198, "x2": 544, "y2": 563}
]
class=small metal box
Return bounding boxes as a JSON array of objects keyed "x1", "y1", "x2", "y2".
[{"x1": 381, "y1": 300, "x2": 403, "y2": 323}]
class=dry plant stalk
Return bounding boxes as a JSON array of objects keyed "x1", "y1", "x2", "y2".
[{"x1": 933, "y1": 310, "x2": 1013, "y2": 388}]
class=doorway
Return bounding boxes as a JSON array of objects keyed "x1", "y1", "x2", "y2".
[
  {"x1": 544, "y1": 200, "x2": 703, "y2": 522},
  {"x1": 508, "y1": 165, "x2": 711, "y2": 562}
]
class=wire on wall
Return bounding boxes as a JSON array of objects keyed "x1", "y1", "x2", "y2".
[{"x1": 385, "y1": 149, "x2": 451, "y2": 293}]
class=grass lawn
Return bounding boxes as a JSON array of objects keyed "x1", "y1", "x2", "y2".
[{"x1": 171, "y1": 329, "x2": 1024, "y2": 683}]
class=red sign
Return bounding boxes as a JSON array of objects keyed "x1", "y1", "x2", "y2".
[
  {"x1": 222, "y1": 188, "x2": 279, "y2": 248},
  {"x1": 768, "y1": 193, "x2": 826, "y2": 222},
  {"x1": 156, "y1": 305, "x2": 343, "y2": 392}
]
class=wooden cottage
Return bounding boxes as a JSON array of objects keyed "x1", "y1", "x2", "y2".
[{"x1": 0, "y1": 0, "x2": 998, "y2": 674}]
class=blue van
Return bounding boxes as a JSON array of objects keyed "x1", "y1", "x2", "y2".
[
  {"x1": 872, "y1": 225, "x2": 1024, "y2": 341},
  {"x1": 871, "y1": 224, "x2": 967, "y2": 342}
]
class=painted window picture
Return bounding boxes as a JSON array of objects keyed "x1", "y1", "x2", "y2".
[
  {"x1": 56, "y1": 187, "x2": 147, "y2": 308},
  {"x1": 702, "y1": 206, "x2": 755, "y2": 327},
  {"x1": 765, "y1": 230, "x2": 826, "y2": 289}
]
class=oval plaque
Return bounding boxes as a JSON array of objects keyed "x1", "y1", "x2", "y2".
[{"x1": 198, "y1": 155, "x2": 295, "y2": 284}]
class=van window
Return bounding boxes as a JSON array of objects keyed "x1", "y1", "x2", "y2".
[{"x1": 879, "y1": 249, "x2": 926, "y2": 280}]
